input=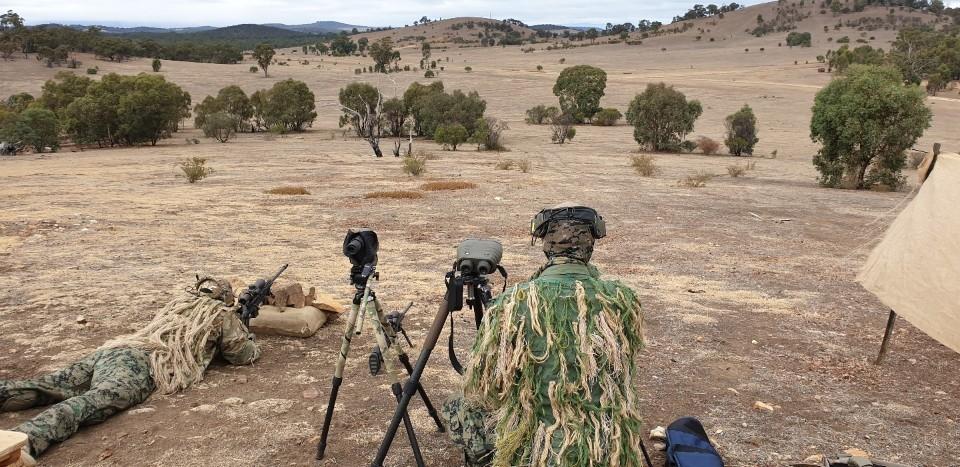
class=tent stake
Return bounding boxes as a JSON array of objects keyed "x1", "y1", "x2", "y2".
[{"x1": 875, "y1": 310, "x2": 898, "y2": 365}]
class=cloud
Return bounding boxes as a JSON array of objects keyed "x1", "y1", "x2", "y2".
[{"x1": 9, "y1": 0, "x2": 766, "y2": 28}]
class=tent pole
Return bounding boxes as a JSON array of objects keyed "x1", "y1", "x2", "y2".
[{"x1": 875, "y1": 310, "x2": 898, "y2": 365}]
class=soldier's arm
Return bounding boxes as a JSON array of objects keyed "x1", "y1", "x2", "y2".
[{"x1": 218, "y1": 310, "x2": 262, "y2": 365}]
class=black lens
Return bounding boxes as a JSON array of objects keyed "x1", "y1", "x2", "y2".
[
  {"x1": 477, "y1": 262, "x2": 491, "y2": 275},
  {"x1": 346, "y1": 237, "x2": 363, "y2": 257}
]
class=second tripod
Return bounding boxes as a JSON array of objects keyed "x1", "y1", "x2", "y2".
[{"x1": 315, "y1": 229, "x2": 444, "y2": 467}]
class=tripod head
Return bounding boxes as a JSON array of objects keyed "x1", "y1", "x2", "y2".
[{"x1": 344, "y1": 229, "x2": 379, "y2": 291}]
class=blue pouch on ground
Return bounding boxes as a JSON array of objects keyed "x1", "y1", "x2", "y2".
[{"x1": 665, "y1": 417, "x2": 724, "y2": 467}]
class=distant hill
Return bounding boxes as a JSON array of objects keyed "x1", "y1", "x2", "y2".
[
  {"x1": 530, "y1": 24, "x2": 589, "y2": 32},
  {"x1": 264, "y1": 21, "x2": 367, "y2": 34}
]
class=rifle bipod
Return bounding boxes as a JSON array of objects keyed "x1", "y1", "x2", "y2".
[{"x1": 315, "y1": 271, "x2": 443, "y2": 467}]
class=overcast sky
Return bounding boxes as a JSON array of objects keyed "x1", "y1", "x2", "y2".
[{"x1": 10, "y1": 0, "x2": 777, "y2": 28}]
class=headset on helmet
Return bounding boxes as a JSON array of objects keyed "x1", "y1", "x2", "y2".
[{"x1": 530, "y1": 205, "x2": 606, "y2": 242}]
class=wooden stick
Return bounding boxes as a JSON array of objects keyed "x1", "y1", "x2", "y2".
[{"x1": 874, "y1": 309, "x2": 898, "y2": 365}]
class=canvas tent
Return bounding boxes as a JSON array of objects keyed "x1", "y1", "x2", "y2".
[{"x1": 857, "y1": 151, "x2": 960, "y2": 360}]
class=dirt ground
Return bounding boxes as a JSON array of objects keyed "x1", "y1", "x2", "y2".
[{"x1": 2, "y1": 9, "x2": 960, "y2": 466}]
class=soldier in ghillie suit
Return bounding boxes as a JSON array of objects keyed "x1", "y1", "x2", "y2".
[
  {"x1": 0, "y1": 277, "x2": 260, "y2": 463},
  {"x1": 442, "y1": 203, "x2": 646, "y2": 467}
]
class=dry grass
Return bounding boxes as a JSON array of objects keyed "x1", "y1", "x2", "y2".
[
  {"x1": 679, "y1": 171, "x2": 715, "y2": 187},
  {"x1": 265, "y1": 186, "x2": 310, "y2": 195},
  {"x1": 517, "y1": 159, "x2": 532, "y2": 173},
  {"x1": 630, "y1": 155, "x2": 659, "y2": 177},
  {"x1": 419, "y1": 181, "x2": 478, "y2": 191},
  {"x1": 363, "y1": 190, "x2": 424, "y2": 199},
  {"x1": 727, "y1": 165, "x2": 747, "y2": 177},
  {"x1": 495, "y1": 160, "x2": 515, "y2": 170}
]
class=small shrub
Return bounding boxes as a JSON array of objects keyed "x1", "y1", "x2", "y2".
[
  {"x1": 364, "y1": 190, "x2": 424, "y2": 199},
  {"x1": 434, "y1": 123, "x2": 468, "y2": 150},
  {"x1": 266, "y1": 186, "x2": 310, "y2": 195},
  {"x1": 152, "y1": 58, "x2": 162, "y2": 72},
  {"x1": 495, "y1": 160, "x2": 515, "y2": 170},
  {"x1": 679, "y1": 171, "x2": 714, "y2": 187},
  {"x1": 517, "y1": 159, "x2": 532, "y2": 173},
  {"x1": 420, "y1": 181, "x2": 477, "y2": 191},
  {"x1": 630, "y1": 155, "x2": 659, "y2": 177},
  {"x1": 424, "y1": 69, "x2": 435, "y2": 78},
  {"x1": 86, "y1": 67, "x2": 98, "y2": 75},
  {"x1": 179, "y1": 157, "x2": 214, "y2": 183},
  {"x1": 680, "y1": 140, "x2": 698, "y2": 153},
  {"x1": 402, "y1": 153, "x2": 428, "y2": 176},
  {"x1": 727, "y1": 165, "x2": 747, "y2": 177},
  {"x1": 770, "y1": 149, "x2": 778, "y2": 159},
  {"x1": 464, "y1": 66, "x2": 472, "y2": 72},
  {"x1": 525, "y1": 105, "x2": 560, "y2": 125},
  {"x1": 536, "y1": 65, "x2": 543, "y2": 72},
  {"x1": 249, "y1": 66, "x2": 259, "y2": 73},
  {"x1": 592, "y1": 108, "x2": 622, "y2": 126},
  {"x1": 201, "y1": 112, "x2": 235, "y2": 143},
  {"x1": 696, "y1": 136, "x2": 720, "y2": 155}
]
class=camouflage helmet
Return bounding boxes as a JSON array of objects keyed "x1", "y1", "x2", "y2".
[
  {"x1": 194, "y1": 276, "x2": 235, "y2": 306},
  {"x1": 535, "y1": 202, "x2": 602, "y2": 263}
]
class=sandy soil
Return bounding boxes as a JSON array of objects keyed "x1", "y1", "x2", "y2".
[{"x1": 2, "y1": 9, "x2": 960, "y2": 466}]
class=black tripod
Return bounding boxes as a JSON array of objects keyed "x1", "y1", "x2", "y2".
[
  {"x1": 371, "y1": 269, "x2": 494, "y2": 466},
  {"x1": 315, "y1": 265, "x2": 444, "y2": 466}
]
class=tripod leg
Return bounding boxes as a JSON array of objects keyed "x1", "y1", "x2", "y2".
[
  {"x1": 317, "y1": 302, "x2": 362, "y2": 460},
  {"x1": 398, "y1": 353, "x2": 445, "y2": 432},
  {"x1": 369, "y1": 298, "x2": 425, "y2": 467},
  {"x1": 392, "y1": 382, "x2": 426, "y2": 467},
  {"x1": 372, "y1": 296, "x2": 453, "y2": 467}
]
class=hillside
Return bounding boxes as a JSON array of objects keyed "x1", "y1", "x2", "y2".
[
  {"x1": 354, "y1": 17, "x2": 540, "y2": 47},
  {"x1": 344, "y1": 1, "x2": 944, "y2": 52},
  {"x1": 264, "y1": 21, "x2": 367, "y2": 34}
]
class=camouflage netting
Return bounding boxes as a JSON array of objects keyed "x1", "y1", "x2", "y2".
[
  {"x1": 463, "y1": 261, "x2": 646, "y2": 466},
  {"x1": 101, "y1": 296, "x2": 226, "y2": 394}
]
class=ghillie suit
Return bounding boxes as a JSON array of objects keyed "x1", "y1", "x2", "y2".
[
  {"x1": 0, "y1": 277, "x2": 259, "y2": 456},
  {"x1": 443, "y1": 208, "x2": 646, "y2": 467}
]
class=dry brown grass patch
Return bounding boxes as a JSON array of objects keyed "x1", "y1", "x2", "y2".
[
  {"x1": 419, "y1": 181, "x2": 478, "y2": 191},
  {"x1": 363, "y1": 190, "x2": 424, "y2": 199},
  {"x1": 679, "y1": 171, "x2": 715, "y2": 187},
  {"x1": 495, "y1": 160, "x2": 515, "y2": 170},
  {"x1": 727, "y1": 165, "x2": 747, "y2": 177},
  {"x1": 265, "y1": 186, "x2": 310, "y2": 195},
  {"x1": 630, "y1": 155, "x2": 659, "y2": 177}
]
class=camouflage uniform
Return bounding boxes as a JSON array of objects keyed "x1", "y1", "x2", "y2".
[
  {"x1": 0, "y1": 297, "x2": 259, "y2": 457},
  {"x1": 443, "y1": 218, "x2": 646, "y2": 467}
]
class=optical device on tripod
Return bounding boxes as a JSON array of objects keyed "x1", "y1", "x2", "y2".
[
  {"x1": 372, "y1": 238, "x2": 507, "y2": 467},
  {"x1": 315, "y1": 229, "x2": 444, "y2": 467}
]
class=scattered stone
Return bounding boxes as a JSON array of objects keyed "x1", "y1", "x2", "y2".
[
  {"x1": 249, "y1": 398, "x2": 294, "y2": 415},
  {"x1": 687, "y1": 288, "x2": 706, "y2": 294},
  {"x1": 935, "y1": 390, "x2": 947, "y2": 395},
  {"x1": 220, "y1": 397, "x2": 244, "y2": 407},
  {"x1": 908, "y1": 358, "x2": 917, "y2": 364},
  {"x1": 653, "y1": 442, "x2": 667, "y2": 451},
  {"x1": 302, "y1": 388, "x2": 320, "y2": 399},
  {"x1": 751, "y1": 339, "x2": 759, "y2": 345},
  {"x1": 236, "y1": 376, "x2": 248, "y2": 384},
  {"x1": 727, "y1": 387, "x2": 740, "y2": 395},
  {"x1": 649, "y1": 426, "x2": 666, "y2": 441},
  {"x1": 128, "y1": 407, "x2": 156, "y2": 415},
  {"x1": 98, "y1": 449, "x2": 113, "y2": 461},
  {"x1": 75, "y1": 316, "x2": 87, "y2": 325},
  {"x1": 753, "y1": 401, "x2": 776, "y2": 412},
  {"x1": 190, "y1": 404, "x2": 216, "y2": 413},
  {"x1": 844, "y1": 448, "x2": 870, "y2": 457},
  {"x1": 803, "y1": 454, "x2": 824, "y2": 464}
]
